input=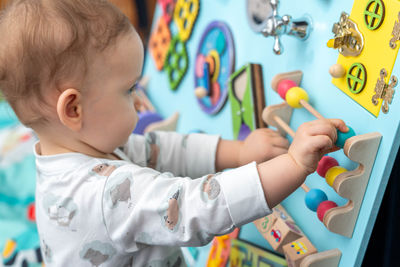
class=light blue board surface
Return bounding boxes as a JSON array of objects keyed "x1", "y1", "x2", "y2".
[{"x1": 142, "y1": 1, "x2": 400, "y2": 266}]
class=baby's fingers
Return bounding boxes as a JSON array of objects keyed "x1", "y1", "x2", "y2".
[
  {"x1": 328, "y1": 119, "x2": 348, "y2": 133},
  {"x1": 307, "y1": 120, "x2": 337, "y2": 143},
  {"x1": 310, "y1": 135, "x2": 334, "y2": 153}
]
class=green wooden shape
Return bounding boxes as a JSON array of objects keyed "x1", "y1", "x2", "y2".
[
  {"x1": 364, "y1": 0, "x2": 385, "y2": 30},
  {"x1": 228, "y1": 64, "x2": 256, "y2": 140},
  {"x1": 228, "y1": 88, "x2": 242, "y2": 140},
  {"x1": 242, "y1": 79, "x2": 255, "y2": 131},
  {"x1": 346, "y1": 62, "x2": 367, "y2": 94},
  {"x1": 165, "y1": 35, "x2": 189, "y2": 90}
]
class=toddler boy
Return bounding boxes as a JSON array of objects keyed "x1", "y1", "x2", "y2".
[{"x1": 0, "y1": 0, "x2": 347, "y2": 266}]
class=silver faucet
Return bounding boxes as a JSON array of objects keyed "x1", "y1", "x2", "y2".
[{"x1": 260, "y1": 0, "x2": 311, "y2": 55}]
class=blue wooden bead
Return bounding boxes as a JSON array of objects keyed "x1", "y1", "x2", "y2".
[
  {"x1": 305, "y1": 189, "x2": 328, "y2": 212},
  {"x1": 336, "y1": 126, "x2": 356, "y2": 148}
]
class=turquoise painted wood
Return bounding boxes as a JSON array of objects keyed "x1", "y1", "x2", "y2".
[{"x1": 142, "y1": 1, "x2": 400, "y2": 266}]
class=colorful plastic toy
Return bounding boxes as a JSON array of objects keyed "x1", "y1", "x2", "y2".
[
  {"x1": 164, "y1": 35, "x2": 189, "y2": 90},
  {"x1": 158, "y1": 0, "x2": 177, "y2": 24},
  {"x1": 173, "y1": 0, "x2": 200, "y2": 42},
  {"x1": 206, "y1": 228, "x2": 239, "y2": 267},
  {"x1": 149, "y1": 17, "x2": 171, "y2": 71},
  {"x1": 194, "y1": 21, "x2": 235, "y2": 114},
  {"x1": 230, "y1": 238, "x2": 287, "y2": 266}
]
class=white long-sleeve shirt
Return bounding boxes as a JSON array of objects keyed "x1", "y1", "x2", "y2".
[{"x1": 34, "y1": 131, "x2": 270, "y2": 266}]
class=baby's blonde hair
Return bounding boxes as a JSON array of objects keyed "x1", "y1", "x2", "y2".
[{"x1": 0, "y1": 0, "x2": 132, "y2": 126}]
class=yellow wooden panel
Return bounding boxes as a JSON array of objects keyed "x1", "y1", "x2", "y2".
[{"x1": 332, "y1": 0, "x2": 400, "y2": 117}]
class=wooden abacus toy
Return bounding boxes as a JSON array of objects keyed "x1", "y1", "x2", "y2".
[
  {"x1": 263, "y1": 70, "x2": 382, "y2": 237},
  {"x1": 261, "y1": 110, "x2": 342, "y2": 223}
]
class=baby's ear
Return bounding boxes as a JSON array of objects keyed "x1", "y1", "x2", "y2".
[{"x1": 56, "y1": 88, "x2": 82, "y2": 132}]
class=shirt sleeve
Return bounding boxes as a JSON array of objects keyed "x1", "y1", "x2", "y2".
[
  {"x1": 101, "y1": 162, "x2": 271, "y2": 252},
  {"x1": 121, "y1": 131, "x2": 220, "y2": 178}
]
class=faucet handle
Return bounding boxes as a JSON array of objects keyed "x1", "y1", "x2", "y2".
[
  {"x1": 265, "y1": 6, "x2": 311, "y2": 54},
  {"x1": 273, "y1": 35, "x2": 283, "y2": 55},
  {"x1": 246, "y1": 0, "x2": 312, "y2": 55},
  {"x1": 270, "y1": 0, "x2": 279, "y2": 16}
]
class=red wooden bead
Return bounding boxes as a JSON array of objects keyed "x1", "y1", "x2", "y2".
[
  {"x1": 277, "y1": 79, "x2": 297, "y2": 99},
  {"x1": 316, "y1": 156, "x2": 339, "y2": 177},
  {"x1": 317, "y1": 200, "x2": 338, "y2": 222}
]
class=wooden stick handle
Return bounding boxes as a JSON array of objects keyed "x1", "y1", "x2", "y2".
[
  {"x1": 274, "y1": 116, "x2": 295, "y2": 138},
  {"x1": 300, "y1": 99, "x2": 324, "y2": 120},
  {"x1": 301, "y1": 184, "x2": 310, "y2": 192}
]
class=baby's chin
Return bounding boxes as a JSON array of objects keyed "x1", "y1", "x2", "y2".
[{"x1": 119, "y1": 131, "x2": 134, "y2": 148}]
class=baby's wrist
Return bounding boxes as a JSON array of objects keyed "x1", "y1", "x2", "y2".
[
  {"x1": 236, "y1": 140, "x2": 246, "y2": 166},
  {"x1": 286, "y1": 152, "x2": 312, "y2": 177}
]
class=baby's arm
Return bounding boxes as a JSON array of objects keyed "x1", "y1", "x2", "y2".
[
  {"x1": 101, "y1": 161, "x2": 269, "y2": 249},
  {"x1": 122, "y1": 131, "x2": 220, "y2": 177},
  {"x1": 256, "y1": 119, "x2": 347, "y2": 207}
]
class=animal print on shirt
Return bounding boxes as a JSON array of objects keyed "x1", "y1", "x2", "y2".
[
  {"x1": 104, "y1": 172, "x2": 134, "y2": 209},
  {"x1": 79, "y1": 240, "x2": 116, "y2": 266},
  {"x1": 200, "y1": 174, "x2": 221, "y2": 202},
  {"x1": 145, "y1": 132, "x2": 160, "y2": 169},
  {"x1": 42, "y1": 193, "x2": 78, "y2": 229},
  {"x1": 158, "y1": 185, "x2": 182, "y2": 232}
]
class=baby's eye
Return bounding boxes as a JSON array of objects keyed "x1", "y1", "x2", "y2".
[{"x1": 127, "y1": 82, "x2": 138, "y2": 95}]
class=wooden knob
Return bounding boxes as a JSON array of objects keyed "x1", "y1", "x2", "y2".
[{"x1": 329, "y1": 64, "x2": 345, "y2": 78}]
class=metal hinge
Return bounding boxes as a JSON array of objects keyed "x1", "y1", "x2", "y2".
[{"x1": 372, "y1": 68, "x2": 397, "y2": 114}]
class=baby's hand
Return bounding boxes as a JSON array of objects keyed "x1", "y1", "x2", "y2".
[
  {"x1": 288, "y1": 119, "x2": 348, "y2": 175},
  {"x1": 239, "y1": 128, "x2": 289, "y2": 165}
]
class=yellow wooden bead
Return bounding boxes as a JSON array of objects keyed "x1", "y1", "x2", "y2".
[
  {"x1": 325, "y1": 166, "x2": 347, "y2": 187},
  {"x1": 286, "y1": 86, "x2": 309, "y2": 108}
]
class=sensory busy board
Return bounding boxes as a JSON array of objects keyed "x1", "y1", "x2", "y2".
[{"x1": 142, "y1": 0, "x2": 400, "y2": 266}]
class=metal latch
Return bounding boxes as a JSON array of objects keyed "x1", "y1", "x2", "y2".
[{"x1": 327, "y1": 12, "x2": 364, "y2": 57}]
